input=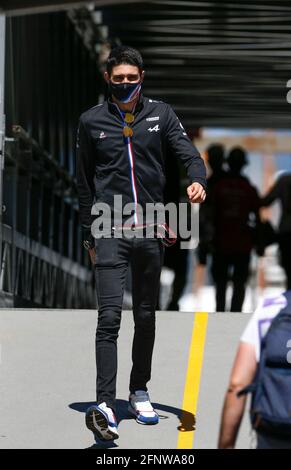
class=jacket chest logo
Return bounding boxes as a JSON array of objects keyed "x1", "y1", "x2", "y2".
[
  {"x1": 146, "y1": 116, "x2": 160, "y2": 122},
  {"x1": 147, "y1": 124, "x2": 160, "y2": 133}
]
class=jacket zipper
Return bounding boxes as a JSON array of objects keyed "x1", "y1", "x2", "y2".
[{"x1": 112, "y1": 102, "x2": 139, "y2": 225}]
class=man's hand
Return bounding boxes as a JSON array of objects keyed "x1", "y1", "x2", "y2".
[
  {"x1": 187, "y1": 182, "x2": 206, "y2": 203},
  {"x1": 89, "y1": 247, "x2": 97, "y2": 265}
]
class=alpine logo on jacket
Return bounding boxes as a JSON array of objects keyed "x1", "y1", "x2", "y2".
[{"x1": 147, "y1": 124, "x2": 160, "y2": 132}]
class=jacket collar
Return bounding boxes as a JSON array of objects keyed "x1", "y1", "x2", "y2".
[{"x1": 107, "y1": 92, "x2": 145, "y2": 116}]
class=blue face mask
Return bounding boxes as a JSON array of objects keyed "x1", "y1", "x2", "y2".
[{"x1": 108, "y1": 81, "x2": 142, "y2": 103}]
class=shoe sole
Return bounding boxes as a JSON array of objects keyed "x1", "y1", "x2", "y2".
[
  {"x1": 128, "y1": 404, "x2": 159, "y2": 425},
  {"x1": 86, "y1": 408, "x2": 119, "y2": 441}
]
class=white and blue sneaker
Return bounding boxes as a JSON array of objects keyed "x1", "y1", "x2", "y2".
[
  {"x1": 85, "y1": 402, "x2": 119, "y2": 441},
  {"x1": 128, "y1": 390, "x2": 159, "y2": 425}
]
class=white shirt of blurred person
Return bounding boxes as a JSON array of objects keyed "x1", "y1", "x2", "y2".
[{"x1": 218, "y1": 292, "x2": 291, "y2": 449}]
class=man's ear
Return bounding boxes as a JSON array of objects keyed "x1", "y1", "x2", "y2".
[
  {"x1": 104, "y1": 71, "x2": 110, "y2": 83},
  {"x1": 141, "y1": 70, "x2": 145, "y2": 83}
]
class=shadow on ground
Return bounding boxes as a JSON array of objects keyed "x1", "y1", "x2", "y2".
[{"x1": 69, "y1": 399, "x2": 195, "y2": 448}]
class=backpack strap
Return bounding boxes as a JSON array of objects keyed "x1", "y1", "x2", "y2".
[
  {"x1": 259, "y1": 291, "x2": 291, "y2": 351},
  {"x1": 237, "y1": 383, "x2": 257, "y2": 397}
]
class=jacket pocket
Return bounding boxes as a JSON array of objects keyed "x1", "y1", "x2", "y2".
[
  {"x1": 158, "y1": 166, "x2": 166, "y2": 188},
  {"x1": 94, "y1": 170, "x2": 105, "y2": 199}
]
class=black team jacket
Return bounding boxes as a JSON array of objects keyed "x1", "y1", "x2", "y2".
[{"x1": 76, "y1": 93, "x2": 206, "y2": 243}]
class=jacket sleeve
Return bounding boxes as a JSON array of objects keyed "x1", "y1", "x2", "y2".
[
  {"x1": 75, "y1": 116, "x2": 96, "y2": 242},
  {"x1": 163, "y1": 104, "x2": 207, "y2": 189},
  {"x1": 260, "y1": 179, "x2": 281, "y2": 207},
  {"x1": 251, "y1": 184, "x2": 261, "y2": 222}
]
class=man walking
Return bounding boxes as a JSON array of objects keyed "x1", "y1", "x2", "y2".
[
  {"x1": 260, "y1": 172, "x2": 291, "y2": 290},
  {"x1": 211, "y1": 147, "x2": 260, "y2": 312},
  {"x1": 76, "y1": 46, "x2": 206, "y2": 441}
]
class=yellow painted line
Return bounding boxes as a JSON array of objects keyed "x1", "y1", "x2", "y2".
[{"x1": 177, "y1": 312, "x2": 208, "y2": 449}]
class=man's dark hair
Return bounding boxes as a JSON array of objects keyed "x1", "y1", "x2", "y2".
[
  {"x1": 227, "y1": 146, "x2": 248, "y2": 173},
  {"x1": 106, "y1": 46, "x2": 144, "y2": 76},
  {"x1": 207, "y1": 144, "x2": 225, "y2": 171}
]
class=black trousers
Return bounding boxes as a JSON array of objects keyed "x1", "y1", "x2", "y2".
[
  {"x1": 211, "y1": 252, "x2": 250, "y2": 312},
  {"x1": 94, "y1": 235, "x2": 164, "y2": 414}
]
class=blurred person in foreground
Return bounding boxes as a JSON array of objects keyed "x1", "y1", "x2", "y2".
[
  {"x1": 218, "y1": 290, "x2": 291, "y2": 449},
  {"x1": 211, "y1": 147, "x2": 260, "y2": 312}
]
